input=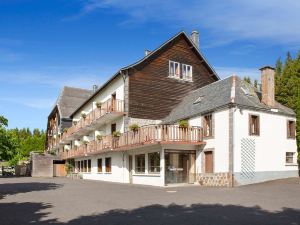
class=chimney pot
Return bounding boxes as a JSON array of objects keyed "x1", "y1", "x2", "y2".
[
  {"x1": 92, "y1": 85, "x2": 98, "y2": 93},
  {"x1": 190, "y1": 30, "x2": 199, "y2": 48},
  {"x1": 145, "y1": 50, "x2": 151, "y2": 56},
  {"x1": 260, "y1": 65, "x2": 275, "y2": 107}
]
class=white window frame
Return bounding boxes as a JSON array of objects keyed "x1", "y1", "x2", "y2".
[
  {"x1": 169, "y1": 61, "x2": 180, "y2": 78},
  {"x1": 181, "y1": 63, "x2": 193, "y2": 81}
]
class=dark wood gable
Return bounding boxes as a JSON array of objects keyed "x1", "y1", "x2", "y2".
[{"x1": 128, "y1": 34, "x2": 218, "y2": 120}]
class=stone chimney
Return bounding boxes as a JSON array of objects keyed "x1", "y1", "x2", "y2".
[
  {"x1": 190, "y1": 30, "x2": 199, "y2": 48},
  {"x1": 92, "y1": 85, "x2": 98, "y2": 93},
  {"x1": 260, "y1": 66, "x2": 275, "y2": 107},
  {"x1": 145, "y1": 49, "x2": 151, "y2": 56}
]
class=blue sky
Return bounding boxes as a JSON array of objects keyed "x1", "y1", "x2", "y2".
[{"x1": 0, "y1": 0, "x2": 299, "y2": 130}]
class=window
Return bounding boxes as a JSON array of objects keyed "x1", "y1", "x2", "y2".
[
  {"x1": 286, "y1": 152, "x2": 294, "y2": 164},
  {"x1": 105, "y1": 157, "x2": 111, "y2": 173},
  {"x1": 80, "y1": 161, "x2": 83, "y2": 172},
  {"x1": 169, "y1": 61, "x2": 193, "y2": 81},
  {"x1": 203, "y1": 114, "x2": 213, "y2": 137},
  {"x1": 182, "y1": 64, "x2": 193, "y2": 81},
  {"x1": 76, "y1": 161, "x2": 80, "y2": 172},
  {"x1": 148, "y1": 152, "x2": 160, "y2": 173},
  {"x1": 287, "y1": 120, "x2": 296, "y2": 139},
  {"x1": 249, "y1": 114, "x2": 260, "y2": 136},
  {"x1": 83, "y1": 160, "x2": 87, "y2": 172},
  {"x1": 111, "y1": 123, "x2": 116, "y2": 134},
  {"x1": 135, "y1": 154, "x2": 145, "y2": 173},
  {"x1": 97, "y1": 158, "x2": 102, "y2": 173},
  {"x1": 169, "y1": 61, "x2": 180, "y2": 78},
  {"x1": 87, "y1": 159, "x2": 91, "y2": 172}
]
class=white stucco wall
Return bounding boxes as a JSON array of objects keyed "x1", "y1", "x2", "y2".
[
  {"x1": 189, "y1": 109, "x2": 230, "y2": 174},
  {"x1": 77, "y1": 151, "x2": 129, "y2": 183},
  {"x1": 233, "y1": 108, "x2": 298, "y2": 184},
  {"x1": 76, "y1": 145, "x2": 164, "y2": 186},
  {"x1": 73, "y1": 75, "x2": 124, "y2": 120}
]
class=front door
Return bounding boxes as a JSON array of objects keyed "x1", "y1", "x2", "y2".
[
  {"x1": 165, "y1": 150, "x2": 196, "y2": 184},
  {"x1": 204, "y1": 151, "x2": 213, "y2": 173}
]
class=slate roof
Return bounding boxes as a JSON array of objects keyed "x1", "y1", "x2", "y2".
[
  {"x1": 50, "y1": 86, "x2": 93, "y2": 119},
  {"x1": 163, "y1": 76, "x2": 295, "y2": 123}
]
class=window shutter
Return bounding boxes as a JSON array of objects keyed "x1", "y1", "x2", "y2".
[
  {"x1": 257, "y1": 116, "x2": 260, "y2": 136},
  {"x1": 287, "y1": 120, "x2": 290, "y2": 138},
  {"x1": 248, "y1": 115, "x2": 252, "y2": 135}
]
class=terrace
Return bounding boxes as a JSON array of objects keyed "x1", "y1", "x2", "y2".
[
  {"x1": 60, "y1": 125, "x2": 204, "y2": 159},
  {"x1": 60, "y1": 98, "x2": 124, "y2": 143}
]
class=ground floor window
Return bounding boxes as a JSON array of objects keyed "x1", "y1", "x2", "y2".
[
  {"x1": 148, "y1": 152, "x2": 160, "y2": 173},
  {"x1": 83, "y1": 160, "x2": 87, "y2": 172},
  {"x1": 204, "y1": 151, "x2": 213, "y2": 173},
  {"x1": 80, "y1": 161, "x2": 83, "y2": 172},
  {"x1": 286, "y1": 152, "x2": 294, "y2": 164},
  {"x1": 97, "y1": 158, "x2": 102, "y2": 173},
  {"x1": 135, "y1": 154, "x2": 145, "y2": 173},
  {"x1": 105, "y1": 157, "x2": 111, "y2": 173},
  {"x1": 87, "y1": 159, "x2": 91, "y2": 172}
]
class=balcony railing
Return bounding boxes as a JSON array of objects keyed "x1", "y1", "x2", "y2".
[
  {"x1": 59, "y1": 125, "x2": 203, "y2": 159},
  {"x1": 61, "y1": 98, "x2": 124, "y2": 141}
]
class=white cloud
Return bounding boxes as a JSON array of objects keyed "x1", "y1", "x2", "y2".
[
  {"x1": 77, "y1": 0, "x2": 300, "y2": 46},
  {"x1": 0, "y1": 97, "x2": 55, "y2": 109},
  {"x1": 0, "y1": 66, "x2": 116, "y2": 89},
  {"x1": 215, "y1": 66, "x2": 260, "y2": 80}
]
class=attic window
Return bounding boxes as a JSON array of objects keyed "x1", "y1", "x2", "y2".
[
  {"x1": 169, "y1": 60, "x2": 193, "y2": 81},
  {"x1": 194, "y1": 96, "x2": 204, "y2": 104}
]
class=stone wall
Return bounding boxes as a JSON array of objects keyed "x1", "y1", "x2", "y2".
[
  {"x1": 197, "y1": 173, "x2": 232, "y2": 187},
  {"x1": 31, "y1": 153, "x2": 54, "y2": 177}
]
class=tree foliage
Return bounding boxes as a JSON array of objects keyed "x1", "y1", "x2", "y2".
[
  {"x1": 0, "y1": 115, "x2": 45, "y2": 165},
  {"x1": 275, "y1": 51, "x2": 300, "y2": 157}
]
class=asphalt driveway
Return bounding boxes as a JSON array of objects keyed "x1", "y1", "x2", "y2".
[{"x1": 0, "y1": 177, "x2": 300, "y2": 225}]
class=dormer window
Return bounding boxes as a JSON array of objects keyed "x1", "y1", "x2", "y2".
[{"x1": 169, "y1": 61, "x2": 192, "y2": 81}]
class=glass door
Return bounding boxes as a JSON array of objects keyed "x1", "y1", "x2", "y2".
[{"x1": 165, "y1": 150, "x2": 195, "y2": 184}]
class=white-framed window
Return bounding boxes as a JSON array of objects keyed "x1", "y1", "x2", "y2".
[
  {"x1": 169, "y1": 61, "x2": 180, "y2": 78},
  {"x1": 182, "y1": 64, "x2": 193, "y2": 81},
  {"x1": 148, "y1": 152, "x2": 160, "y2": 173},
  {"x1": 169, "y1": 61, "x2": 193, "y2": 81},
  {"x1": 286, "y1": 152, "x2": 295, "y2": 164}
]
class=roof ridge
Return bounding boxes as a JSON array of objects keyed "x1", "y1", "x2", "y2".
[{"x1": 63, "y1": 86, "x2": 93, "y2": 92}]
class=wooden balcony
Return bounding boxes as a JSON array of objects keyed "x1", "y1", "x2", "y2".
[
  {"x1": 61, "y1": 98, "x2": 124, "y2": 142},
  {"x1": 59, "y1": 125, "x2": 203, "y2": 159}
]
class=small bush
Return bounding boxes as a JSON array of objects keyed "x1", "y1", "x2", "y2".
[
  {"x1": 96, "y1": 102, "x2": 102, "y2": 108},
  {"x1": 81, "y1": 113, "x2": 87, "y2": 119},
  {"x1": 112, "y1": 131, "x2": 121, "y2": 137},
  {"x1": 129, "y1": 124, "x2": 139, "y2": 132},
  {"x1": 179, "y1": 120, "x2": 189, "y2": 128},
  {"x1": 96, "y1": 135, "x2": 103, "y2": 141}
]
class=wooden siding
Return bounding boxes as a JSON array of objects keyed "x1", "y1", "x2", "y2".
[{"x1": 128, "y1": 35, "x2": 218, "y2": 120}]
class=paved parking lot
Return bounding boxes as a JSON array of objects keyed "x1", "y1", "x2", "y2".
[{"x1": 0, "y1": 177, "x2": 300, "y2": 225}]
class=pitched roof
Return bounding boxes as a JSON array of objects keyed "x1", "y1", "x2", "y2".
[
  {"x1": 49, "y1": 86, "x2": 93, "y2": 119},
  {"x1": 70, "y1": 31, "x2": 220, "y2": 117},
  {"x1": 163, "y1": 76, "x2": 295, "y2": 123}
]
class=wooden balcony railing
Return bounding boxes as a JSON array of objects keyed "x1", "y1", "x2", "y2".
[
  {"x1": 61, "y1": 98, "x2": 124, "y2": 141},
  {"x1": 59, "y1": 125, "x2": 203, "y2": 159}
]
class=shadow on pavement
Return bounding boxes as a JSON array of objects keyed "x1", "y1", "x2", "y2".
[
  {"x1": 0, "y1": 182, "x2": 62, "y2": 200},
  {"x1": 0, "y1": 202, "x2": 299, "y2": 225}
]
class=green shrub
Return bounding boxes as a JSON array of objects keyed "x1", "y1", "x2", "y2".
[
  {"x1": 178, "y1": 120, "x2": 189, "y2": 128},
  {"x1": 129, "y1": 124, "x2": 139, "y2": 132},
  {"x1": 112, "y1": 131, "x2": 121, "y2": 137}
]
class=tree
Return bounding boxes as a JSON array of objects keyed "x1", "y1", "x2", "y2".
[
  {"x1": 254, "y1": 79, "x2": 258, "y2": 88},
  {"x1": 0, "y1": 116, "x2": 18, "y2": 161},
  {"x1": 274, "y1": 52, "x2": 300, "y2": 162}
]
